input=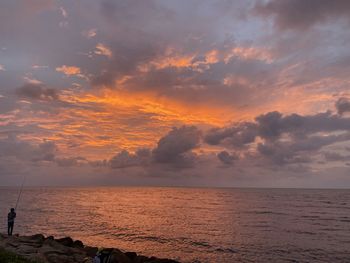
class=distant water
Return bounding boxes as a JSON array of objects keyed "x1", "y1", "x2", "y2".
[{"x1": 0, "y1": 187, "x2": 349, "y2": 262}]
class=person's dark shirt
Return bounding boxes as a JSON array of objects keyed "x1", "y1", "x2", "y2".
[{"x1": 8, "y1": 211, "x2": 16, "y2": 223}]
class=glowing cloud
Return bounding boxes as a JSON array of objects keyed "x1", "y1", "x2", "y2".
[
  {"x1": 94, "y1": 43, "x2": 112, "y2": 58},
  {"x1": 56, "y1": 65, "x2": 81, "y2": 76},
  {"x1": 82, "y1": 28, "x2": 97, "y2": 39},
  {"x1": 59, "y1": 7, "x2": 68, "y2": 18},
  {"x1": 226, "y1": 47, "x2": 273, "y2": 63}
]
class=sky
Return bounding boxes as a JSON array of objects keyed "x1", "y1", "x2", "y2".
[{"x1": 1, "y1": 0, "x2": 350, "y2": 187}]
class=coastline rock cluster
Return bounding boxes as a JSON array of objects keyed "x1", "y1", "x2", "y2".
[{"x1": 0, "y1": 233, "x2": 180, "y2": 263}]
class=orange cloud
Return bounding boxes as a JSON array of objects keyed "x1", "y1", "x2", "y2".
[
  {"x1": 56, "y1": 65, "x2": 81, "y2": 76},
  {"x1": 226, "y1": 47, "x2": 273, "y2": 63},
  {"x1": 39, "y1": 88, "x2": 236, "y2": 159},
  {"x1": 94, "y1": 43, "x2": 112, "y2": 58}
]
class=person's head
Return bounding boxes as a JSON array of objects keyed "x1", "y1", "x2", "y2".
[{"x1": 10, "y1": 208, "x2": 15, "y2": 212}]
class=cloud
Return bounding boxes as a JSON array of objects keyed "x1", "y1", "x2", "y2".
[
  {"x1": 0, "y1": 64, "x2": 5, "y2": 71},
  {"x1": 108, "y1": 126, "x2": 202, "y2": 170},
  {"x1": 94, "y1": 43, "x2": 112, "y2": 58},
  {"x1": 205, "y1": 110, "x2": 350, "y2": 166},
  {"x1": 56, "y1": 65, "x2": 81, "y2": 76},
  {"x1": 217, "y1": 151, "x2": 238, "y2": 165},
  {"x1": 82, "y1": 28, "x2": 97, "y2": 39},
  {"x1": 16, "y1": 83, "x2": 59, "y2": 101},
  {"x1": 336, "y1": 97, "x2": 350, "y2": 115},
  {"x1": 55, "y1": 156, "x2": 86, "y2": 167},
  {"x1": 152, "y1": 126, "x2": 201, "y2": 165},
  {"x1": 255, "y1": 0, "x2": 350, "y2": 30},
  {"x1": 0, "y1": 135, "x2": 56, "y2": 162},
  {"x1": 32, "y1": 65, "x2": 49, "y2": 70},
  {"x1": 109, "y1": 148, "x2": 151, "y2": 168},
  {"x1": 59, "y1": 21, "x2": 69, "y2": 28},
  {"x1": 255, "y1": 111, "x2": 350, "y2": 139},
  {"x1": 205, "y1": 122, "x2": 258, "y2": 147},
  {"x1": 58, "y1": 6, "x2": 69, "y2": 28},
  {"x1": 324, "y1": 151, "x2": 350, "y2": 161},
  {"x1": 256, "y1": 134, "x2": 348, "y2": 165},
  {"x1": 59, "y1": 7, "x2": 68, "y2": 18}
]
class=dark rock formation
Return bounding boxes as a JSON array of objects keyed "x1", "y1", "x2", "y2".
[{"x1": 0, "y1": 233, "x2": 180, "y2": 263}]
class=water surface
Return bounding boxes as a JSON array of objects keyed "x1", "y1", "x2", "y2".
[{"x1": 0, "y1": 187, "x2": 349, "y2": 262}]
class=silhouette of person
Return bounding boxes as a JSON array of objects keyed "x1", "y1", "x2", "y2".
[{"x1": 8, "y1": 208, "x2": 16, "y2": 236}]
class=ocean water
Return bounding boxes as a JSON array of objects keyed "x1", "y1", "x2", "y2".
[{"x1": 0, "y1": 187, "x2": 349, "y2": 262}]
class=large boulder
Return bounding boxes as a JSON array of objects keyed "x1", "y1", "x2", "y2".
[
  {"x1": 14, "y1": 244, "x2": 38, "y2": 254},
  {"x1": 109, "y1": 248, "x2": 133, "y2": 263},
  {"x1": 125, "y1": 251, "x2": 137, "y2": 260},
  {"x1": 83, "y1": 246, "x2": 98, "y2": 257},
  {"x1": 28, "y1": 234, "x2": 45, "y2": 243},
  {"x1": 73, "y1": 239, "x2": 84, "y2": 248},
  {"x1": 55, "y1": 237, "x2": 74, "y2": 247}
]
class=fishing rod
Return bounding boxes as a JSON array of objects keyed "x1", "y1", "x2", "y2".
[{"x1": 14, "y1": 175, "x2": 26, "y2": 211}]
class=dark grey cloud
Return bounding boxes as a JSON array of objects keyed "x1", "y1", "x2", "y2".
[
  {"x1": 256, "y1": 133, "x2": 350, "y2": 165},
  {"x1": 217, "y1": 151, "x2": 239, "y2": 165},
  {"x1": 324, "y1": 151, "x2": 350, "y2": 162},
  {"x1": 152, "y1": 126, "x2": 201, "y2": 166},
  {"x1": 109, "y1": 126, "x2": 201, "y2": 170},
  {"x1": 255, "y1": 0, "x2": 350, "y2": 30},
  {"x1": 205, "y1": 122, "x2": 258, "y2": 147},
  {"x1": 16, "y1": 83, "x2": 59, "y2": 101},
  {"x1": 55, "y1": 157, "x2": 87, "y2": 167},
  {"x1": 205, "y1": 110, "x2": 350, "y2": 166},
  {"x1": 259, "y1": 111, "x2": 350, "y2": 137},
  {"x1": 0, "y1": 135, "x2": 56, "y2": 162},
  {"x1": 336, "y1": 97, "x2": 350, "y2": 115},
  {"x1": 109, "y1": 148, "x2": 151, "y2": 169},
  {"x1": 259, "y1": 111, "x2": 349, "y2": 141}
]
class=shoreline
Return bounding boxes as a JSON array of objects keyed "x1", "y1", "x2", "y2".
[{"x1": 0, "y1": 233, "x2": 180, "y2": 263}]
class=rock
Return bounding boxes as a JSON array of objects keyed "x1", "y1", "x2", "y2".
[
  {"x1": 15, "y1": 244, "x2": 38, "y2": 254},
  {"x1": 5, "y1": 240, "x2": 20, "y2": 248},
  {"x1": 125, "y1": 251, "x2": 137, "y2": 260},
  {"x1": 109, "y1": 248, "x2": 132, "y2": 263},
  {"x1": 0, "y1": 234, "x2": 181, "y2": 263},
  {"x1": 18, "y1": 235, "x2": 44, "y2": 248},
  {"x1": 55, "y1": 237, "x2": 74, "y2": 247},
  {"x1": 147, "y1": 257, "x2": 180, "y2": 263},
  {"x1": 27, "y1": 234, "x2": 45, "y2": 244},
  {"x1": 73, "y1": 239, "x2": 84, "y2": 248},
  {"x1": 27, "y1": 253, "x2": 47, "y2": 263},
  {"x1": 46, "y1": 253, "x2": 76, "y2": 263},
  {"x1": 83, "y1": 245, "x2": 98, "y2": 257},
  {"x1": 41, "y1": 240, "x2": 70, "y2": 255},
  {"x1": 40, "y1": 244, "x2": 69, "y2": 256},
  {"x1": 133, "y1": 255, "x2": 150, "y2": 263}
]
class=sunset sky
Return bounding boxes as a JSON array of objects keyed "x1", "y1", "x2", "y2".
[{"x1": 1, "y1": 0, "x2": 350, "y2": 187}]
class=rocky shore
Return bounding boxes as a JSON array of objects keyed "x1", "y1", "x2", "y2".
[{"x1": 0, "y1": 233, "x2": 180, "y2": 263}]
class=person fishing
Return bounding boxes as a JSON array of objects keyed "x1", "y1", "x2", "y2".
[
  {"x1": 8, "y1": 174, "x2": 25, "y2": 236},
  {"x1": 7, "y1": 208, "x2": 16, "y2": 236}
]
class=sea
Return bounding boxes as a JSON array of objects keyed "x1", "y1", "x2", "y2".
[{"x1": 0, "y1": 187, "x2": 349, "y2": 262}]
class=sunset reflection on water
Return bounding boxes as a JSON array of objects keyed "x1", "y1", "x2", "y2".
[{"x1": 1, "y1": 187, "x2": 349, "y2": 262}]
